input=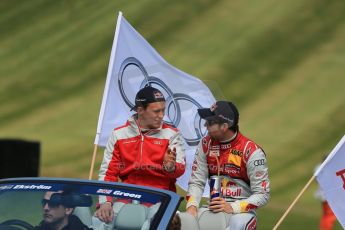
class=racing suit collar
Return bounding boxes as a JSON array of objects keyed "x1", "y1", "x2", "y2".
[
  {"x1": 220, "y1": 131, "x2": 238, "y2": 143},
  {"x1": 217, "y1": 131, "x2": 242, "y2": 147},
  {"x1": 229, "y1": 131, "x2": 242, "y2": 146},
  {"x1": 128, "y1": 114, "x2": 163, "y2": 135}
]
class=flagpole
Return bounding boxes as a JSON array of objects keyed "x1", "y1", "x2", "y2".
[
  {"x1": 273, "y1": 175, "x2": 316, "y2": 230},
  {"x1": 88, "y1": 144, "x2": 98, "y2": 180}
]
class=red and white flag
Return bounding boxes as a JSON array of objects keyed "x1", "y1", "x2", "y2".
[{"x1": 314, "y1": 135, "x2": 345, "y2": 228}]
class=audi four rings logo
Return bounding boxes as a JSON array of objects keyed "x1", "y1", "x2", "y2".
[
  {"x1": 254, "y1": 159, "x2": 265, "y2": 166},
  {"x1": 118, "y1": 57, "x2": 206, "y2": 146}
]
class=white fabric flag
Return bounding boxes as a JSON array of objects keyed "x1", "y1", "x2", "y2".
[
  {"x1": 314, "y1": 134, "x2": 345, "y2": 228},
  {"x1": 94, "y1": 12, "x2": 215, "y2": 195}
]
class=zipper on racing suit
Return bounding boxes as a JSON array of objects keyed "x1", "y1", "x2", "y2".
[
  {"x1": 134, "y1": 118, "x2": 144, "y2": 168},
  {"x1": 140, "y1": 134, "x2": 144, "y2": 166}
]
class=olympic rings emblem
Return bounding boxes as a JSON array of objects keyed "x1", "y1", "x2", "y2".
[{"x1": 118, "y1": 57, "x2": 206, "y2": 146}]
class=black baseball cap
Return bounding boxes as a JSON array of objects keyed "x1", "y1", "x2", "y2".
[
  {"x1": 132, "y1": 86, "x2": 165, "y2": 110},
  {"x1": 198, "y1": 101, "x2": 239, "y2": 126}
]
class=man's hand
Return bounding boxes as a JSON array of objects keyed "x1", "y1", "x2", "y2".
[
  {"x1": 186, "y1": 205, "x2": 198, "y2": 217},
  {"x1": 163, "y1": 147, "x2": 176, "y2": 172},
  {"x1": 95, "y1": 202, "x2": 114, "y2": 223},
  {"x1": 208, "y1": 197, "x2": 233, "y2": 214}
]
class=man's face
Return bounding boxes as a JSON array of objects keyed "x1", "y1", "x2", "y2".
[
  {"x1": 42, "y1": 192, "x2": 72, "y2": 226},
  {"x1": 137, "y1": 101, "x2": 165, "y2": 129},
  {"x1": 205, "y1": 121, "x2": 228, "y2": 140}
]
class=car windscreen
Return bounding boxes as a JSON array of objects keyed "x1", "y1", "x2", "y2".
[{"x1": 0, "y1": 179, "x2": 178, "y2": 230}]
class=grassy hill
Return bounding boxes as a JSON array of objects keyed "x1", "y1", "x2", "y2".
[{"x1": 1, "y1": 0, "x2": 345, "y2": 229}]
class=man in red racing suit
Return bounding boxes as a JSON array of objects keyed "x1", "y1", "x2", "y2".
[
  {"x1": 95, "y1": 86, "x2": 186, "y2": 224},
  {"x1": 98, "y1": 116, "x2": 185, "y2": 193},
  {"x1": 186, "y1": 101, "x2": 270, "y2": 230}
]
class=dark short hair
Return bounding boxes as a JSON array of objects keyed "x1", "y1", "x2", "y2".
[{"x1": 137, "y1": 103, "x2": 149, "y2": 110}]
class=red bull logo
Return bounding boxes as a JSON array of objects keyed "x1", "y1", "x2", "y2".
[
  {"x1": 226, "y1": 181, "x2": 237, "y2": 187},
  {"x1": 221, "y1": 177, "x2": 236, "y2": 188},
  {"x1": 221, "y1": 177, "x2": 241, "y2": 197},
  {"x1": 210, "y1": 188, "x2": 220, "y2": 198},
  {"x1": 222, "y1": 188, "x2": 242, "y2": 197},
  {"x1": 245, "y1": 204, "x2": 258, "y2": 212},
  {"x1": 153, "y1": 91, "x2": 164, "y2": 99}
]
